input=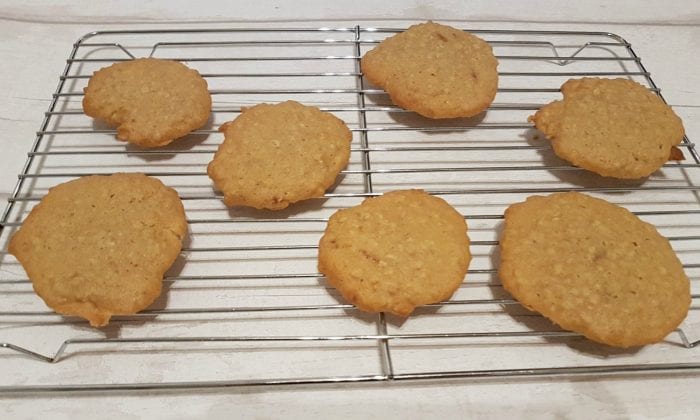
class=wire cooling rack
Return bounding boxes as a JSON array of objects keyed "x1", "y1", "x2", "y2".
[{"x1": 0, "y1": 26, "x2": 699, "y2": 393}]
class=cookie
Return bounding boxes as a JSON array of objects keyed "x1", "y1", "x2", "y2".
[
  {"x1": 318, "y1": 190, "x2": 471, "y2": 316},
  {"x1": 530, "y1": 78, "x2": 685, "y2": 179},
  {"x1": 207, "y1": 100, "x2": 352, "y2": 210},
  {"x1": 83, "y1": 58, "x2": 211, "y2": 148},
  {"x1": 499, "y1": 192, "x2": 690, "y2": 347},
  {"x1": 8, "y1": 173, "x2": 187, "y2": 327},
  {"x1": 361, "y1": 21, "x2": 499, "y2": 119}
]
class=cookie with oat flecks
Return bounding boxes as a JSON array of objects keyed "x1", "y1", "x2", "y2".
[
  {"x1": 499, "y1": 191, "x2": 690, "y2": 347},
  {"x1": 318, "y1": 189, "x2": 471, "y2": 316},
  {"x1": 361, "y1": 21, "x2": 498, "y2": 119},
  {"x1": 207, "y1": 100, "x2": 352, "y2": 210},
  {"x1": 530, "y1": 78, "x2": 685, "y2": 179},
  {"x1": 83, "y1": 58, "x2": 211, "y2": 147},
  {"x1": 8, "y1": 173, "x2": 187, "y2": 327}
]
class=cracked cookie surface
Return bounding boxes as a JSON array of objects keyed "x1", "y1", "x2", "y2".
[
  {"x1": 318, "y1": 189, "x2": 471, "y2": 316},
  {"x1": 9, "y1": 173, "x2": 187, "y2": 326}
]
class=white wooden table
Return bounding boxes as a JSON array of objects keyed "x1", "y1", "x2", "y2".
[{"x1": 1, "y1": 1, "x2": 698, "y2": 418}]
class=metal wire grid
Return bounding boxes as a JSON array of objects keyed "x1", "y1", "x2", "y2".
[{"x1": 0, "y1": 26, "x2": 699, "y2": 393}]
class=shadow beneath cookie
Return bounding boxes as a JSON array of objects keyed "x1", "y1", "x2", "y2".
[
  {"x1": 327, "y1": 172, "x2": 347, "y2": 193},
  {"x1": 523, "y1": 127, "x2": 649, "y2": 192},
  {"x1": 363, "y1": 89, "x2": 390, "y2": 108},
  {"x1": 90, "y1": 118, "x2": 115, "y2": 132},
  {"x1": 163, "y1": 233, "x2": 192, "y2": 283},
  {"x1": 126, "y1": 133, "x2": 212, "y2": 162},
  {"x1": 363, "y1": 89, "x2": 489, "y2": 134},
  {"x1": 489, "y1": 219, "x2": 642, "y2": 358},
  {"x1": 314, "y1": 276, "x2": 386, "y2": 326},
  {"x1": 222, "y1": 197, "x2": 331, "y2": 220},
  {"x1": 89, "y1": 118, "x2": 215, "y2": 162},
  {"x1": 315, "y1": 273, "x2": 449, "y2": 329},
  {"x1": 385, "y1": 305, "x2": 443, "y2": 328},
  {"x1": 387, "y1": 108, "x2": 488, "y2": 133},
  {"x1": 218, "y1": 174, "x2": 348, "y2": 220}
]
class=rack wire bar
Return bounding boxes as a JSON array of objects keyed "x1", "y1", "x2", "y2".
[
  {"x1": 0, "y1": 363, "x2": 699, "y2": 394},
  {"x1": 1, "y1": 294, "x2": 699, "y2": 318},
  {"x1": 12, "y1": 162, "x2": 700, "y2": 179},
  {"x1": 9, "y1": 185, "x2": 700, "y2": 204},
  {"x1": 21, "y1": 142, "x2": 699, "y2": 156},
  {"x1": 0, "y1": 25, "x2": 698, "y2": 393}
]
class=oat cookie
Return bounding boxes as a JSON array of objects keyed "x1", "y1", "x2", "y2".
[
  {"x1": 499, "y1": 192, "x2": 690, "y2": 347},
  {"x1": 531, "y1": 78, "x2": 685, "y2": 179},
  {"x1": 83, "y1": 58, "x2": 211, "y2": 147},
  {"x1": 8, "y1": 173, "x2": 187, "y2": 327},
  {"x1": 207, "y1": 100, "x2": 352, "y2": 210},
  {"x1": 318, "y1": 190, "x2": 471, "y2": 316},
  {"x1": 361, "y1": 21, "x2": 499, "y2": 119}
]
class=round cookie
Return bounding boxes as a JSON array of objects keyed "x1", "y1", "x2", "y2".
[
  {"x1": 83, "y1": 58, "x2": 212, "y2": 148},
  {"x1": 207, "y1": 100, "x2": 352, "y2": 210},
  {"x1": 318, "y1": 189, "x2": 471, "y2": 316},
  {"x1": 499, "y1": 192, "x2": 690, "y2": 347},
  {"x1": 531, "y1": 78, "x2": 685, "y2": 179},
  {"x1": 8, "y1": 173, "x2": 187, "y2": 327},
  {"x1": 361, "y1": 21, "x2": 499, "y2": 119}
]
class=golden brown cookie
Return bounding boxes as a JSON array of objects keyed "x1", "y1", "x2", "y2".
[
  {"x1": 8, "y1": 173, "x2": 187, "y2": 327},
  {"x1": 361, "y1": 21, "x2": 499, "y2": 119},
  {"x1": 499, "y1": 192, "x2": 690, "y2": 347},
  {"x1": 83, "y1": 58, "x2": 211, "y2": 147},
  {"x1": 207, "y1": 100, "x2": 352, "y2": 210},
  {"x1": 318, "y1": 190, "x2": 471, "y2": 316},
  {"x1": 530, "y1": 78, "x2": 685, "y2": 179}
]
